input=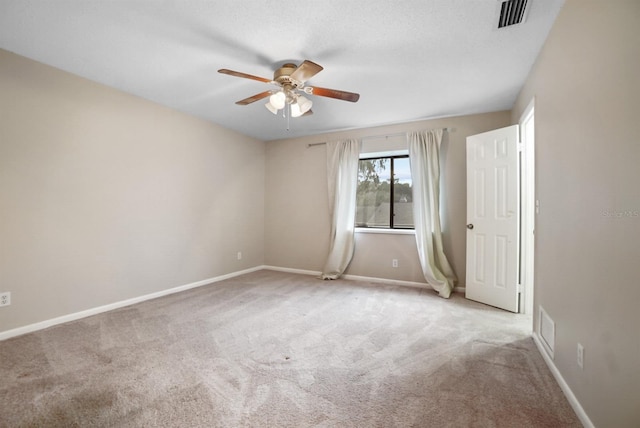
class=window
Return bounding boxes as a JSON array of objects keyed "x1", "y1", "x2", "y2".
[{"x1": 356, "y1": 155, "x2": 413, "y2": 229}]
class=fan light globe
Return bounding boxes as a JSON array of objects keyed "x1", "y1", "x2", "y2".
[
  {"x1": 297, "y1": 96, "x2": 312, "y2": 114},
  {"x1": 269, "y1": 91, "x2": 286, "y2": 110},
  {"x1": 265, "y1": 102, "x2": 278, "y2": 114},
  {"x1": 290, "y1": 103, "x2": 303, "y2": 118}
]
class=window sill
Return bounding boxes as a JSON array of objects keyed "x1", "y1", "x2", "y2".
[{"x1": 355, "y1": 227, "x2": 415, "y2": 235}]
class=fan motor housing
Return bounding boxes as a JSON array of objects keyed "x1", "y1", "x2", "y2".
[{"x1": 274, "y1": 63, "x2": 302, "y2": 87}]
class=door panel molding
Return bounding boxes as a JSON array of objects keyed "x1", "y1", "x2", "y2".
[{"x1": 465, "y1": 125, "x2": 520, "y2": 312}]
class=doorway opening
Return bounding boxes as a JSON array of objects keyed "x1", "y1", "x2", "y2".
[{"x1": 519, "y1": 99, "x2": 535, "y2": 317}]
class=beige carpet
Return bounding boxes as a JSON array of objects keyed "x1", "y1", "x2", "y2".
[{"x1": 0, "y1": 270, "x2": 580, "y2": 427}]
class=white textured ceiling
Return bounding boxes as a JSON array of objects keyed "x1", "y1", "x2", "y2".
[{"x1": 0, "y1": 0, "x2": 564, "y2": 141}]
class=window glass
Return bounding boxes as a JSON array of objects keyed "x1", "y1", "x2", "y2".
[
  {"x1": 356, "y1": 156, "x2": 413, "y2": 229},
  {"x1": 392, "y1": 157, "x2": 413, "y2": 228}
]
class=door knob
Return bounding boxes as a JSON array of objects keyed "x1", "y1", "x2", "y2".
[{"x1": 467, "y1": 224, "x2": 474, "y2": 230}]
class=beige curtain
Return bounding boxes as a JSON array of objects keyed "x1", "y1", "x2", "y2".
[
  {"x1": 321, "y1": 139, "x2": 361, "y2": 279},
  {"x1": 409, "y1": 130, "x2": 457, "y2": 297}
]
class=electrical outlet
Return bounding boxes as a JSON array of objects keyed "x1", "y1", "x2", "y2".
[
  {"x1": 392, "y1": 259, "x2": 398, "y2": 268},
  {"x1": 0, "y1": 292, "x2": 10, "y2": 307},
  {"x1": 577, "y1": 343, "x2": 584, "y2": 369},
  {"x1": 237, "y1": 251, "x2": 242, "y2": 260}
]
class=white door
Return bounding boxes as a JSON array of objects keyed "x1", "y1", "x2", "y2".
[{"x1": 466, "y1": 125, "x2": 519, "y2": 312}]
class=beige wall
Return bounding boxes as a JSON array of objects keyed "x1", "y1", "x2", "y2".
[
  {"x1": 512, "y1": 1, "x2": 640, "y2": 426},
  {"x1": 264, "y1": 111, "x2": 511, "y2": 285},
  {"x1": 0, "y1": 49, "x2": 265, "y2": 332}
]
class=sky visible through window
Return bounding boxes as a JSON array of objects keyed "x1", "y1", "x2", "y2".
[
  {"x1": 370, "y1": 158, "x2": 411, "y2": 184},
  {"x1": 395, "y1": 160, "x2": 411, "y2": 184}
]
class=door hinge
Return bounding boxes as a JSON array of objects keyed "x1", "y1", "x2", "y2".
[{"x1": 517, "y1": 142, "x2": 524, "y2": 152}]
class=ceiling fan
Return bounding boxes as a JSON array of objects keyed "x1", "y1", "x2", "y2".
[{"x1": 218, "y1": 60, "x2": 360, "y2": 118}]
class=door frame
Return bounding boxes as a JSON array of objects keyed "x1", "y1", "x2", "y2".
[{"x1": 519, "y1": 98, "x2": 535, "y2": 315}]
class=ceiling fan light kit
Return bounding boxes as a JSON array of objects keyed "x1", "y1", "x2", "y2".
[
  {"x1": 265, "y1": 88, "x2": 311, "y2": 117},
  {"x1": 219, "y1": 60, "x2": 360, "y2": 122}
]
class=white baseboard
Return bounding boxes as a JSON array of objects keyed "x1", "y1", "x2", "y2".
[
  {"x1": 262, "y1": 265, "x2": 465, "y2": 293},
  {"x1": 0, "y1": 266, "x2": 263, "y2": 341},
  {"x1": 342, "y1": 273, "x2": 431, "y2": 289},
  {"x1": 262, "y1": 265, "x2": 322, "y2": 277},
  {"x1": 263, "y1": 265, "x2": 431, "y2": 288},
  {"x1": 343, "y1": 273, "x2": 465, "y2": 294},
  {"x1": 532, "y1": 332, "x2": 594, "y2": 428}
]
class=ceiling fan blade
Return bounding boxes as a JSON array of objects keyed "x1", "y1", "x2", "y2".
[
  {"x1": 290, "y1": 60, "x2": 323, "y2": 83},
  {"x1": 218, "y1": 69, "x2": 272, "y2": 83},
  {"x1": 307, "y1": 86, "x2": 360, "y2": 103},
  {"x1": 235, "y1": 91, "x2": 272, "y2": 105}
]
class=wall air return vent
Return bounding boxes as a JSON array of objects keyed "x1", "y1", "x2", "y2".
[{"x1": 498, "y1": 0, "x2": 529, "y2": 28}]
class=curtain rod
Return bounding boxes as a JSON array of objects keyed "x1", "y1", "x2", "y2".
[{"x1": 307, "y1": 127, "x2": 451, "y2": 148}]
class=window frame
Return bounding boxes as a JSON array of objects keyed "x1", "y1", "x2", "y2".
[{"x1": 355, "y1": 154, "x2": 414, "y2": 230}]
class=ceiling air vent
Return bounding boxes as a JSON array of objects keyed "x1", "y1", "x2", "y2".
[{"x1": 498, "y1": 0, "x2": 529, "y2": 28}]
